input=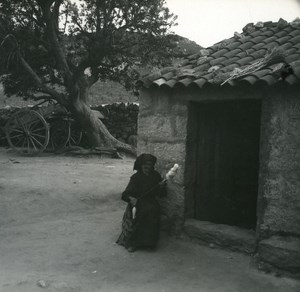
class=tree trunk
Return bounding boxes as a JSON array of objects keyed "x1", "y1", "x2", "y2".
[{"x1": 71, "y1": 98, "x2": 136, "y2": 156}]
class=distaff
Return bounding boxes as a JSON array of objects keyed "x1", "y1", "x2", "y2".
[{"x1": 132, "y1": 163, "x2": 179, "y2": 219}]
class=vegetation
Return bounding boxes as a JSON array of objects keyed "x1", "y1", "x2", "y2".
[{"x1": 0, "y1": 0, "x2": 181, "y2": 154}]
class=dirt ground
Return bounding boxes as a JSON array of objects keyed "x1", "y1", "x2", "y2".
[{"x1": 0, "y1": 148, "x2": 299, "y2": 292}]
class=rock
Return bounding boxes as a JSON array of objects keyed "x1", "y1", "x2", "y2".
[
  {"x1": 37, "y1": 279, "x2": 49, "y2": 288},
  {"x1": 258, "y1": 235, "x2": 300, "y2": 273}
]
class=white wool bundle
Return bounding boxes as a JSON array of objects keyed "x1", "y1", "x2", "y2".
[
  {"x1": 166, "y1": 163, "x2": 179, "y2": 180},
  {"x1": 132, "y1": 206, "x2": 137, "y2": 219}
]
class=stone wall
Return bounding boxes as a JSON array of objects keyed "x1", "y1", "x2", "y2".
[
  {"x1": 137, "y1": 88, "x2": 188, "y2": 233},
  {"x1": 256, "y1": 89, "x2": 300, "y2": 276},
  {"x1": 258, "y1": 90, "x2": 300, "y2": 239},
  {"x1": 92, "y1": 103, "x2": 138, "y2": 146}
]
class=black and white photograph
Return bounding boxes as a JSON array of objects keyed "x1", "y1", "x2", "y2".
[{"x1": 0, "y1": 0, "x2": 300, "y2": 291}]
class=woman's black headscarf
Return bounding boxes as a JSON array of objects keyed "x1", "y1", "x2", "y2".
[{"x1": 133, "y1": 153, "x2": 157, "y2": 171}]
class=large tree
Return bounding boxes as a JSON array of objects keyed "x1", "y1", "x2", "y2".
[{"x1": 0, "y1": 0, "x2": 178, "y2": 154}]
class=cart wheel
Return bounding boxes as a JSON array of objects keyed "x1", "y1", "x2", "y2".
[
  {"x1": 68, "y1": 123, "x2": 82, "y2": 147},
  {"x1": 5, "y1": 109, "x2": 50, "y2": 155},
  {"x1": 50, "y1": 119, "x2": 70, "y2": 151}
]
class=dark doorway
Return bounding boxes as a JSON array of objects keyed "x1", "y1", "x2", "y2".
[{"x1": 186, "y1": 99, "x2": 261, "y2": 229}]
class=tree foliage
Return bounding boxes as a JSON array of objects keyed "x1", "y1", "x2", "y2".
[
  {"x1": 0, "y1": 0, "x2": 178, "y2": 99},
  {"x1": 0, "y1": 0, "x2": 180, "y2": 153}
]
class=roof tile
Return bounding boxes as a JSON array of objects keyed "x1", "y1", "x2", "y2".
[
  {"x1": 240, "y1": 75, "x2": 259, "y2": 85},
  {"x1": 289, "y1": 34, "x2": 300, "y2": 45},
  {"x1": 153, "y1": 78, "x2": 167, "y2": 86},
  {"x1": 239, "y1": 41, "x2": 255, "y2": 51},
  {"x1": 250, "y1": 49, "x2": 268, "y2": 60},
  {"x1": 290, "y1": 62, "x2": 300, "y2": 78},
  {"x1": 288, "y1": 29, "x2": 300, "y2": 37},
  {"x1": 290, "y1": 59, "x2": 300, "y2": 68},
  {"x1": 280, "y1": 42, "x2": 293, "y2": 50},
  {"x1": 258, "y1": 74, "x2": 277, "y2": 85},
  {"x1": 223, "y1": 48, "x2": 243, "y2": 59},
  {"x1": 251, "y1": 42, "x2": 266, "y2": 51},
  {"x1": 140, "y1": 20, "x2": 300, "y2": 89},
  {"x1": 163, "y1": 79, "x2": 177, "y2": 88},
  {"x1": 194, "y1": 63, "x2": 211, "y2": 72},
  {"x1": 221, "y1": 56, "x2": 241, "y2": 66},
  {"x1": 277, "y1": 35, "x2": 293, "y2": 44},
  {"x1": 221, "y1": 57, "x2": 240, "y2": 66},
  {"x1": 260, "y1": 30, "x2": 275, "y2": 38},
  {"x1": 251, "y1": 35, "x2": 266, "y2": 44},
  {"x1": 292, "y1": 43, "x2": 300, "y2": 49},
  {"x1": 178, "y1": 78, "x2": 194, "y2": 87},
  {"x1": 285, "y1": 53, "x2": 300, "y2": 63},
  {"x1": 222, "y1": 63, "x2": 238, "y2": 72},
  {"x1": 192, "y1": 78, "x2": 207, "y2": 88},
  {"x1": 262, "y1": 35, "x2": 278, "y2": 44},
  {"x1": 285, "y1": 47, "x2": 298, "y2": 55},
  {"x1": 180, "y1": 59, "x2": 190, "y2": 66},
  {"x1": 226, "y1": 41, "x2": 242, "y2": 50},
  {"x1": 187, "y1": 52, "x2": 201, "y2": 60},
  {"x1": 180, "y1": 64, "x2": 194, "y2": 70},
  {"x1": 162, "y1": 71, "x2": 175, "y2": 80},
  {"x1": 235, "y1": 56, "x2": 255, "y2": 66},
  {"x1": 249, "y1": 69, "x2": 272, "y2": 79},
  {"x1": 209, "y1": 56, "x2": 228, "y2": 67},
  {"x1": 265, "y1": 41, "x2": 281, "y2": 50},
  {"x1": 236, "y1": 51, "x2": 248, "y2": 59},
  {"x1": 274, "y1": 30, "x2": 289, "y2": 38},
  {"x1": 248, "y1": 30, "x2": 262, "y2": 38},
  {"x1": 211, "y1": 48, "x2": 230, "y2": 59}
]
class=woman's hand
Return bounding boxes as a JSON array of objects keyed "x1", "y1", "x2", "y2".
[
  {"x1": 158, "y1": 179, "x2": 167, "y2": 188},
  {"x1": 129, "y1": 196, "x2": 137, "y2": 206}
]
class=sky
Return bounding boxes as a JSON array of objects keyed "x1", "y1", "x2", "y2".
[{"x1": 165, "y1": 0, "x2": 300, "y2": 47}]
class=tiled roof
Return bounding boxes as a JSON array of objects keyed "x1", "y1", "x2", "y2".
[{"x1": 138, "y1": 18, "x2": 300, "y2": 89}]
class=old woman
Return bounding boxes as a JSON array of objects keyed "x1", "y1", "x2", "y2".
[{"x1": 116, "y1": 153, "x2": 167, "y2": 252}]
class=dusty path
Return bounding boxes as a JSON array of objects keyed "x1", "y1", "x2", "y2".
[{"x1": 0, "y1": 148, "x2": 299, "y2": 292}]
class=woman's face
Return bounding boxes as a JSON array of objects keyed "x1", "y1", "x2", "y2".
[{"x1": 141, "y1": 161, "x2": 153, "y2": 175}]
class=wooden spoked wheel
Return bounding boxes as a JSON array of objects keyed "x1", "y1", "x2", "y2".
[{"x1": 5, "y1": 109, "x2": 50, "y2": 155}]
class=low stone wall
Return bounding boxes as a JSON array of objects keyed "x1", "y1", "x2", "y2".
[
  {"x1": 0, "y1": 103, "x2": 139, "y2": 147},
  {"x1": 92, "y1": 103, "x2": 138, "y2": 146}
]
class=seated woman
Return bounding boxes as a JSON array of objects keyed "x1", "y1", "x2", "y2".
[{"x1": 116, "y1": 153, "x2": 167, "y2": 252}]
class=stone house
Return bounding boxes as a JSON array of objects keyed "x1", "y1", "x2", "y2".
[{"x1": 137, "y1": 19, "x2": 300, "y2": 276}]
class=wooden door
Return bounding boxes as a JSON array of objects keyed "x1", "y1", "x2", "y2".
[{"x1": 194, "y1": 100, "x2": 261, "y2": 228}]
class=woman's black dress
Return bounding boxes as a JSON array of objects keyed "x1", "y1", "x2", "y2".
[{"x1": 116, "y1": 170, "x2": 166, "y2": 249}]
